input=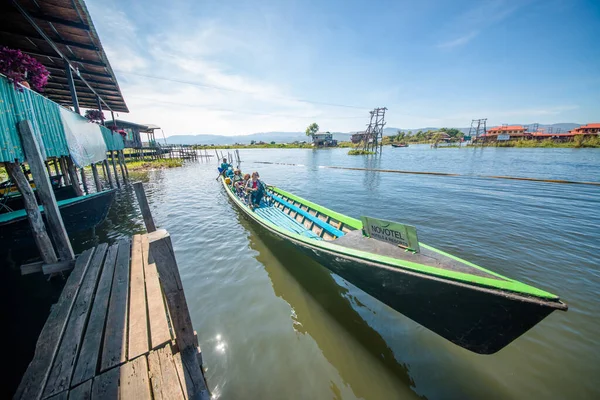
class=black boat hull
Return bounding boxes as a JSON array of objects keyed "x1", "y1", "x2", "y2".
[
  {"x1": 0, "y1": 190, "x2": 116, "y2": 257},
  {"x1": 286, "y1": 237, "x2": 554, "y2": 354}
]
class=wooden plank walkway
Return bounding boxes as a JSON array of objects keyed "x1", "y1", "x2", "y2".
[{"x1": 14, "y1": 230, "x2": 209, "y2": 400}]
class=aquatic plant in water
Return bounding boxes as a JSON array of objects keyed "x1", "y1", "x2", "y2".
[{"x1": 0, "y1": 46, "x2": 49, "y2": 92}]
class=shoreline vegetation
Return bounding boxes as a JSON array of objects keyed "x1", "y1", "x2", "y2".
[
  {"x1": 124, "y1": 158, "x2": 184, "y2": 170},
  {"x1": 348, "y1": 149, "x2": 375, "y2": 155}
]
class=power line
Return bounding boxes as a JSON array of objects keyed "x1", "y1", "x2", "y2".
[
  {"x1": 127, "y1": 95, "x2": 368, "y2": 119},
  {"x1": 115, "y1": 70, "x2": 369, "y2": 110}
]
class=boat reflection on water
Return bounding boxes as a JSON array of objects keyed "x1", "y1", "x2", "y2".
[{"x1": 236, "y1": 212, "x2": 421, "y2": 399}]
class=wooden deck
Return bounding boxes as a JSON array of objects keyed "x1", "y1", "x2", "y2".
[{"x1": 14, "y1": 230, "x2": 209, "y2": 400}]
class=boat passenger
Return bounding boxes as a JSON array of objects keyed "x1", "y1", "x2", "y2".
[
  {"x1": 232, "y1": 169, "x2": 244, "y2": 194},
  {"x1": 245, "y1": 171, "x2": 265, "y2": 209},
  {"x1": 219, "y1": 158, "x2": 230, "y2": 175}
]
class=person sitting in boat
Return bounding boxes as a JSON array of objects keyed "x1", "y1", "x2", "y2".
[
  {"x1": 232, "y1": 169, "x2": 244, "y2": 193},
  {"x1": 218, "y1": 158, "x2": 230, "y2": 176},
  {"x1": 245, "y1": 171, "x2": 265, "y2": 209}
]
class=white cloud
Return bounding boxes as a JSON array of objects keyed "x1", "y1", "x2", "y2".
[{"x1": 438, "y1": 31, "x2": 480, "y2": 49}]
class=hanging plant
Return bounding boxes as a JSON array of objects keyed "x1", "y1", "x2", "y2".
[
  {"x1": 0, "y1": 46, "x2": 50, "y2": 92},
  {"x1": 85, "y1": 109, "x2": 105, "y2": 123}
]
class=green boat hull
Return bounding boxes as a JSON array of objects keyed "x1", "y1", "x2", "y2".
[{"x1": 221, "y1": 178, "x2": 566, "y2": 354}]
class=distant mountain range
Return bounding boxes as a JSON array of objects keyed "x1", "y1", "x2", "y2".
[{"x1": 164, "y1": 123, "x2": 582, "y2": 145}]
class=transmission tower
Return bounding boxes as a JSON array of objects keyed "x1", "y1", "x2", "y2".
[
  {"x1": 362, "y1": 107, "x2": 387, "y2": 153},
  {"x1": 468, "y1": 118, "x2": 487, "y2": 142}
]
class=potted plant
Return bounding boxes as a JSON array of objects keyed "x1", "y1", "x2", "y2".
[
  {"x1": 85, "y1": 109, "x2": 105, "y2": 124},
  {"x1": 0, "y1": 46, "x2": 49, "y2": 91}
]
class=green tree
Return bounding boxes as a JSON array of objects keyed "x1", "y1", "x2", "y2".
[
  {"x1": 395, "y1": 130, "x2": 406, "y2": 142},
  {"x1": 250, "y1": 140, "x2": 256, "y2": 145},
  {"x1": 305, "y1": 122, "x2": 319, "y2": 137}
]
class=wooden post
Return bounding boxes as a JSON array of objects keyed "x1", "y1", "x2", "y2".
[
  {"x1": 66, "y1": 157, "x2": 84, "y2": 196},
  {"x1": 91, "y1": 164, "x2": 102, "y2": 192},
  {"x1": 44, "y1": 160, "x2": 52, "y2": 177},
  {"x1": 103, "y1": 159, "x2": 114, "y2": 188},
  {"x1": 18, "y1": 121, "x2": 75, "y2": 261},
  {"x1": 133, "y1": 182, "x2": 156, "y2": 232},
  {"x1": 80, "y1": 167, "x2": 89, "y2": 194},
  {"x1": 53, "y1": 159, "x2": 60, "y2": 176},
  {"x1": 110, "y1": 151, "x2": 120, "y2": 187},
  {"x1": 117, "y1": 152, "x2": 126, "y2": 182},
  {"x1": 59, "y1": 157, "x2": 71, "y2": 185},
  {"x1": 65, "y1": 60, "x2": 80, "y2": 114},
  {"x1": 5, "y1": 162, "x2": 58, "y2": 264},
  {"x1": 101, "y1": 160, "x2": 107, "y2": 179},
  {"x1": 119, "y1": 150, "x2": 129, "y2": 177}
]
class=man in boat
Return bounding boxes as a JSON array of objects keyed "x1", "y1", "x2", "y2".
[{"x1": 218, "y1": 158, "x2": 231, "y2": 176}]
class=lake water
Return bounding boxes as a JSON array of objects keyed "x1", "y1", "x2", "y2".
[{"x1": 8, "y1": 145, "x2": 600, "y2": 399}]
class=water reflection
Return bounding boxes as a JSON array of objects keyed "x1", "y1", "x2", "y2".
[{"x1": 236, "y1": 212, "x2": 422, "y2": 399}]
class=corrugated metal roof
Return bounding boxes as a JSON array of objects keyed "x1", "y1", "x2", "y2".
[
  {"x1": 100, "y1": 125, "x2": 124, "y2": 151},
  {"x1": 0, "y1": 75, "x2": 70, "y2": 162}
]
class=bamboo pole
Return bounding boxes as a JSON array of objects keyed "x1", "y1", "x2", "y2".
[
  {"x1": 119, "y1": 151, "x2": 129, "y2": 177},
  {"x1": 5, "y1": 162, "x2": 58, "y2": 264},
  {"x1": 80, "y1": 167, "x2": 89, "y2": 194},
  {"x1": 117, "y1": 151, "x2": 126, "y2": 182},
  {"x1": 60, "y1": 157, "x2": 70, "y2": 185},
  {"x1": 53, "y1": 158, "x2": 60, "y2": 176},
  {"x1": 103, "y1": 159, "x2": 114, "y2": 188},
  {"x1": 91, "y1": 164, "x2": 102, "y2": 192},
  {"x1": 17, "y1": 120, "x2": 74, "y2": 261},
  {"x1": 111, "y1": 151, "x2": 120, "y2": 187},
  {"x1": 66, "y1": 157, "x2": 84, "y2": 196}
]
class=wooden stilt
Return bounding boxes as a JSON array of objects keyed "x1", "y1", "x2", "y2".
[
  {"x1": 133, "y1": 182, "x2": 156, "y2": 233},
  {"x1": 45, "y1": 160, "x2": 52, "y2": 177},
  {"x1": 5, "y1": 162, "x2": 58, "y2": 264},
  {"x1": 66, "y1": 157, "x2": 84, "y2": 196},
  {"x1": 17, "y1": 120, "x2": 74, "y2": 261},
  {"x1": 117, "y1": 152, "x2": 127, "y2": 182},
  {"x1": 53, "y1": 159, "x2": 60, "y2": 176},
  {"x1": 91, "y1": 164, "x2": 102, "y2": 192},
  {"x1": 101, "y1": 160, "x2": 107, "y2": 179},
  {"x1": 60, "y1": 157, "x2": 71, "y2": 185},
  {"x1": 111, "y1": 151, "x2": 120, "y2": 187},
  {"x1": 119, "y1": 151, "x2": 129, "y2": 178},
  {"x1": 80, "y1": 167, "x2": 89, "y2": 195},
  {"x1": 103, "y1": 159, "x2": 114, "y2": 188}
]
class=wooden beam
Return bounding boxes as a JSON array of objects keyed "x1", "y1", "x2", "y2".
[
  {"x1": 133, "y1": 182, "x2": 156, "y2": 233},
  {"x1": 65, "y1": 59, "x2": 80, "y2": 114},
  {"x1": 71, "y1": 243, "x2": 118, "y2": 386},
  {"x1": 43, "y1": 244, "x2": 108, "y2": 398},
  {"x1": 14, "y1": 249, "x2": 95, "y2": 400},
  {"x1": 18, "y1": 121, "x2": 74, "y2": 261},
  {"x1": 110, "y1": 151, "x2": 120, "y2": 188},
  {"x1": 91, "y1": 163, "x2": 102, "y2": 192},
  {"x1": 29, "y1": 11, "x2": 91, "y2": 30},
  {"x1": 103, "y1": 159, "x2": 114, "y2": 188},
  {"x1": 0, "y1": 29, "x2": 99, "y2": 51},
  {"x1": 65, "y1": 156, "x2": 84, "y2": 196},
  {"x1": 80, "y1": 166, "x2": 89, "y2": 194},
  {"x1": 5, "y1": 162, "x2": 58, "y2": 264}
]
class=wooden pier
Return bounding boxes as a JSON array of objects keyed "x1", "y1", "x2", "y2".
[{"x1": 14, "y1": 230, "x2": 209, "y2": 400}]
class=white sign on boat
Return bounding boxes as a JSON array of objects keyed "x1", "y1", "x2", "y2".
[{"x1": 360, "y1": 216, "x2": 420, "y2": 252}]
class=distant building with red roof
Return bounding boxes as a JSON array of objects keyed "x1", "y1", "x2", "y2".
[
  {"x1": 570, "y1": 123, "x2": 600, "y2": 135},
  {"x1": 485, "y1": 125, "x2": 527, "y2": 136}
]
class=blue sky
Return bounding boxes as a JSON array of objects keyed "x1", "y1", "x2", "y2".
[{"x1": 88, "y1": 0, "x2": 600, "y2": 136}]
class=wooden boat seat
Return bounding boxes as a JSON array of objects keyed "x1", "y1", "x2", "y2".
[
  {"x1": 269, "y1": 194, "x2": 345, "y2": 238},
  {"x1": 254, "y1": 206, "x2": 323, "y2": 240}
]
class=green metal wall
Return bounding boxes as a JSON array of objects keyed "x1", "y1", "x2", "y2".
[
  {"x1": 100, "y1": 125, "x2": 125, "y2": 151},
  {"x1": 0, "y1": 76, "x2": 70, "y2": 163}
]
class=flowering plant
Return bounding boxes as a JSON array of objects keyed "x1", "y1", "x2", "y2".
[
  {"x1": 0, "y1": 46, "x2": 49, "y2": 91},
  {"x1": 85, "y1": 109, "x2": 105, "y2": 123}
]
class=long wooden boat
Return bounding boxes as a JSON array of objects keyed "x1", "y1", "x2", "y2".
[
  {"x1": 0, "y1": 190, "x2": 116, "y2": 255},
  {"x1": 1, "y1": 185, "x2": 78, "y2": 213},
  {"x1": 391, "y1": 143, "x2": 409, "y2": 147},
  {"x1": 221, "y1": 178, "x2": 567, "y2": 354}
]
